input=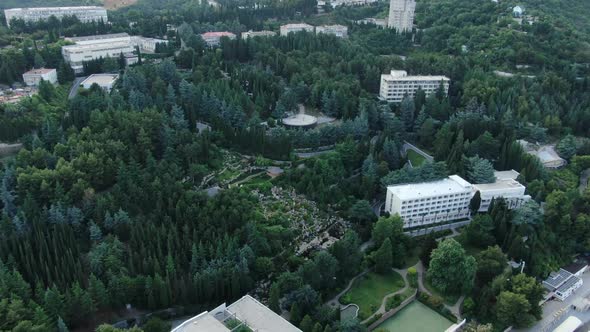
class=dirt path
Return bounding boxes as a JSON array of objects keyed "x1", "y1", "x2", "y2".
[{"x1": 579, "y1": 169, "x2": 590, "y2": 194}]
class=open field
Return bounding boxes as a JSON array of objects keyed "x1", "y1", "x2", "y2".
[{"x1": 407, "y1": 149, "x2": 427, "y2": 167}]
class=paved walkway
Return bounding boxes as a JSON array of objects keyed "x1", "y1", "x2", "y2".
[
  {"x1": 361, "y1": 267, "x2": 411, "y2": 324},
  {"x1": 68, "y1": 77, "x2": 86, "y2": 99},
  {"x1": 415, "y1": 261, "x2": 463, "y2": 319}
]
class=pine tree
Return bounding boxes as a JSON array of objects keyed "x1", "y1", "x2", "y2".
[
  {"x1": 290, "y1": 302, "x2": 302, "y2": 326},
  {"x1": 312, "y1": 322, "x2": 324, "y2": 332},
  {"x1": 446, "y1": 130, "x2": 465, "y2": 175},
  {"x1": 269, "y1": 283, "x2": 281, "y2": 313},
  {"x1": 400, "y1": 96, "x2": 415, "y2": 131},
  {"x1": 375, "y1": 238, "x2": 393, "y2": 274},
  {"x1": 300, "y1": 315, "x2": 314, "y2": 332},
  {"x1": 89, "y1": 222, "x2": 103, "y2": 242},
  {"x1": 57, "y1": 316, "x2": 69, "y2": 332}
]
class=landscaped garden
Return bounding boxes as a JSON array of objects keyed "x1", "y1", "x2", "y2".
[
  {"x1": 406, "y1": 149, "x2": 427, "y2": 167},
  {"x1": 340, "y1": 271, "x2": 405, "y2": 320}
]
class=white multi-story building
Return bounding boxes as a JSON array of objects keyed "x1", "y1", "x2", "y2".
[
  {"x1": 173, "y1": 295, "x2": 301, "y2": 332},
  {"x1": 388, "y1": 0, "x2": 415, "y2": 32},
  {"x1": 80, "y1": 74, "x2": 119, "y2": 92},
  {"x1": 316, "y1": 25, "x2": 348, "y2": 38},
  {"x1": 379, "y1": 70, "x2": 450, "y2": 103},
  {"x1": 328, "y1": 0, "x2": 378, "y2": 7},
  {"x1": 241, "y1": 30, "x2": 276, "y2": 39},
  {"x1": 22, "y1": 68, "x2": 57, "y2": 86},
  {"x1": 385, "y1": 171, "x2": 530, "y2": 228},
  {"x1": 280, "y1": 23, "x2": 315, "y2": 36},
  {"x1": 4, "y1": 6, "x2": 108, "y2": 28},
  {"x1": 385, "y1": 175, "x2": 474, "y2": 228},
  {"x1": 473, "y1": 170, "x2": 531, "y2": 212},
  {"x1": 200, "y1": 32, "x2": 237, "y2": 47},
  {"x1": 62, "y1": 33, "x2": 168, "y2": 73}
]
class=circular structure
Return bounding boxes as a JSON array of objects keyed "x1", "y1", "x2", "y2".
[{"x1": 282, "y1": 113, "x2": 318, "y2": 129}]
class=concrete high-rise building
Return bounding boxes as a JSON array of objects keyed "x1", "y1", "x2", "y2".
[
  {"x1": 379, "y1": 70, "x2": 450, "y2": 103},
  {"x1": 4, "y1": 6, "x2": 108, "y2": 28},
  {"x1": 387, "y1": 0, "x2": 416, "y2": 33}
]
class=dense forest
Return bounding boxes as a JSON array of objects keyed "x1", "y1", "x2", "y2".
[{"x1": 0, "y1": 0, "x2": 590, "y2": 331}]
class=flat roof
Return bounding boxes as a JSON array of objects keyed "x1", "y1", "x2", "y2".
[
  {"x1": 67, "y1": 33, "x2": 129, "y2": 42},
  {"x1": 536, "y1": 146, "x2": 565, "y2": 164},
  {"x1": 472, "y1": 179, "x2": 525, "y2": 191},
  {"x1": 543, "y1": 269, "x2": 573, "y2": 289},
  {"x1": 557, "y1": 275, "x2": 581, "y2": 294},
  {"x1": 81, "y1": 74, "x2": 119, "y2": 86},
  {"x1": 227, "y1": 295, "x2": 301, "y2": 332},
  {"x1": 23, "y1": 68, "x2": 55, "y2": 75},
  {"x1": 382, "y1": 74, "x2": 450, "y2": 82},
  {"x1": 387, "y1": 175, "x2": 472, "y2": 200},
  {"x1": 5, "y1": 6, "x2": 105, "y2": 11},
  {"x1": 494, "y1": 170, "x2": 520, "y2": 181},
  {"x1": 201, "y1": 32, "x2": 236, "y2": 38},
  {"x1": 563, "y1": 262, "x2": 588, "y2": 275},
  {"x1": 174, "y1": 312, "x2": 228, "y2": 332},
  {"x1": 282, "y1": 114, "x2": 317, "y2": 126},
  {"x1": 281, "y1": 23, "x2": 314, "y2": 28}
]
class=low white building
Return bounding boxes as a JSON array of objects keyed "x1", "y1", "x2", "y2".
[
  {"x1": 280, "y1": 23, "x2": 315, "y2": 36},
  {"x1": 329, "y1": 0, "x2": 378, "y2": 7},
  {"x1": 385, "y1": 175, "x2": 474, "y2": 228},
  {"x1": 242, "y1": 30, "x2": 276, "y2": 39},
  {"x1": 316, "y1": 25, "x2": 348, "y2": 38},
  {"x1": 173, "y1": 295, "x2": 301, "y2": 332},
  {"x1": 473, "y1": 170, "x2": 531, "y2": 212},
  {"x1": 543, "y1": 264, "x2": 586, "y2": 301},
  {"x1": 4, "y1": 6, "x2": 107, "y2": 28},
  {"x1": 200, "y1": 32, "x2": 237, "y2": 47},
  {"x1": 22, "y1": 68, "x2": 57, "y2": 86},
  {"x1": 133, "y1": 37, "x2": 169, "y2": 53},
  {"x1": 379, "y1": 70, "x2": 450, "y2": 103},
  {"x1": 517, "y1": 140, "x2": 567, "y2": 169},
  {"x1": 80, "y1": 74, "x2": 118, "y2": 92}
]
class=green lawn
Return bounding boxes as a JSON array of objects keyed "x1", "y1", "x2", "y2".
[
  {"x1": 407, "y1": 149, "x2": 427, "y2": 167},
  {"x1": 340, "y1": 271, "x2": 405, "y2": 320}
]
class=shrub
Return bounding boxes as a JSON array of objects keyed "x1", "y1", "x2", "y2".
[
  {"x1": 363, "y1": 313, "x2": 382, "y2": 327},
  {"x1": 407, "y1": 267, "x2": 418, "y2": 288},
  {"x1": 428, "y1": 295, "x2": 443, "y2": 308}
]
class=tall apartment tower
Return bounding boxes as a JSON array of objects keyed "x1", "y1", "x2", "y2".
[{"x1": 388, "y1": 0, "x2": 416, "y2": 33}]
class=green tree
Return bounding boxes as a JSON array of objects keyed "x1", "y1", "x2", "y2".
[
  {"x1": 470, "y1": 191, "x2": 481, "y2": 213},
  {"x1": 556, "y1": 135, "x2": 577, "y2": 160},
  {"x1": 466, "y1": 156, "x2": 495, "y2": 184},
  {"x1": 374, "y1": 238, "x2": 393, "y2": 274},
  {"x1": 269, "y1": 283, "x2": 281, "y2": 313},
  {"x1": 143, "y1": 317, "x2": 170, "y2": 332},
  {"x1": 427, "y1": 239, "x2": 476, "y2": 294},
  {"x1": 476, "y1": 246, "x2": 507, "y2": 285},
  {"x1": 300, "y1": 315, "x2": 313, "y2": 332},
  {"x1": 495, "y1": 291, "x2": 534, "y2": 328}
]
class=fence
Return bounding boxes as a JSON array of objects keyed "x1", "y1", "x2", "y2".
[{"x1": 367, "y1": 290, "x2": 418, "y2": 331}]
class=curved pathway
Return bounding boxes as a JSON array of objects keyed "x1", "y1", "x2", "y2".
[
  {"x1": 360, "y1": 267, "x2": 411, "y2": 324},
  {"x1": 325, "y1": 269, "x2": 369, "y2": 309}
]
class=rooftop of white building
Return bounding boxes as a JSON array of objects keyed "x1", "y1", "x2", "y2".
[
  {"x1": 173, "y1": 295, "x2": 301, "y2": 332},
  {"x1": 23, "y1": 68, "x2": 55, "y2": 75},
  {"x1": 472, "y1": 170, "x2": 526, "y2": 192},
  {"x1": 382, "y1": 70, "x2": 450, "y2": 82},
  {"x1": 66, "y1": 33, "x2": 130, "y2": 43},
  {"x1": 387, "y1": 175, "x2": 472, "y2": 200},
  {"x1": 5, "y1": 6, "x2": 105, "y2": 12},
  {"x1": 81, "y1": 74, "x2": 119, "y2": 86},
  {"x1": 62, "y1": 40, "x2": 133, "y2": 51},
  {"x1": 281, "y1": 23, "x2": 314, "y2": 29}
]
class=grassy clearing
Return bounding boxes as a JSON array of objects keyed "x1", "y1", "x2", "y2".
[
  {"x1": 407, "y1": 149, "x2": 427, "y2": 167},
  {"x1": 340, "y1": 271, "x2": 405, "y2": 320}
]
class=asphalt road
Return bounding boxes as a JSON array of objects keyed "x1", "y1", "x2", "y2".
[{"x1": 68, "y1": 77, "x2": 86, "y2": 99}]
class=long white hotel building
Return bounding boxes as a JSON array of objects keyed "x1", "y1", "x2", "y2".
[
  {"x1": 4, "y1": 6, "x2": 108, "y2": 28},
  {"x1": 385, "y1": 171, "x2": 530, "y2": 228},
  {"x1": 62, "y1": 33, "x2": 168, "y2": 73},
  {"x1": 379, "y1": 70, "x2": 450, "y2": 103}
]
